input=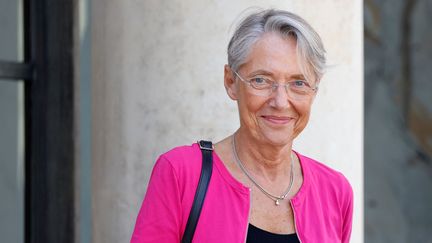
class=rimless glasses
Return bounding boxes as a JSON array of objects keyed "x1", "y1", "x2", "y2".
[{"x1": 233, "y1": 70, "x2": 318, "y2": 101}]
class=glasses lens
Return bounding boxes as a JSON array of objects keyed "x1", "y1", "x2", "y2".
[
  {"x1": 287, "y1": 86, "x2": 314, "y2": 100},
  {"x1": 246, "y1": 86, "x2": 272, "y2": 96}
]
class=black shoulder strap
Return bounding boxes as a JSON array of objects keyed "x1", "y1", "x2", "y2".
[{"x1": 181, "y1": 140, "x2": 214, "y2": 243}]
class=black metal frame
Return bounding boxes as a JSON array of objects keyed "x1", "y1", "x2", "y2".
[
  {"x1": 1, "y1": 0, "x2": 76, "y2": 242},
  {"x1": 0, "y1": 61, "x2": 32, "y2": 80}
]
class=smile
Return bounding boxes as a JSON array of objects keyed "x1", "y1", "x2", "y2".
[{"x1": 261, "y1": 115, "x2": 293, "y2": 125}]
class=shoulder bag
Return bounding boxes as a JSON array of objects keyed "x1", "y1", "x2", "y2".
[{"x1": 181, "y1": 140, "x2": 214, "y2": 243}]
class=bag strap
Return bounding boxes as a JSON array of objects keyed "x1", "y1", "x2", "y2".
[{"x1": 181, "y1": 140, "x2": 214, "y2": 243}]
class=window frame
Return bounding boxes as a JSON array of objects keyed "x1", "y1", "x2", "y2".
[{"x1": 0, "y1": 0, "x2": 76, "y2": 242}]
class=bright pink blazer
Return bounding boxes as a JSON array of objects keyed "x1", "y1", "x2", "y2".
[{"x1": 131, "y1": 143, "x2": 353, "y2": 243}]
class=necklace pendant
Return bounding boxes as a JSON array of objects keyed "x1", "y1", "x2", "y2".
[{"x1": 275, "y1": 199, "x2": 280, "y2": 206}]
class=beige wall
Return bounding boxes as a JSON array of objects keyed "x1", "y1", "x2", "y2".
[{"x1": 92, "y1": 1, "x2": 363, "y2": 242}]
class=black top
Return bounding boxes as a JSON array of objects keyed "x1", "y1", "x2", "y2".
[{"x1": 246, "y1": 224, "x2": 300, "y2": 243}]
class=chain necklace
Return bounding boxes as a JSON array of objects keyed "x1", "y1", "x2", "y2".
[{"x1": 232, "y1": 134, "x2": 295, "y2": 206}]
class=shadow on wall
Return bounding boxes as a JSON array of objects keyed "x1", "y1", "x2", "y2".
[{"x1": 364, "y1": 0, "x2": 432, "y2": 242}]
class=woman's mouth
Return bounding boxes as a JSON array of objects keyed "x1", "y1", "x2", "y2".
[{"x1": 261, "y1": 115, "x2": 293, "y2": 125}]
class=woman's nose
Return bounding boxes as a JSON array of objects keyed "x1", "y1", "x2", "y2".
[{"x1": 270, "y1": 84, "x2": 291, "y2": 109}]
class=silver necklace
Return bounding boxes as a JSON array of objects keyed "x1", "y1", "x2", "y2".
[{"x1": 232, "y1": 134, "x2": 295, "y2": 206}]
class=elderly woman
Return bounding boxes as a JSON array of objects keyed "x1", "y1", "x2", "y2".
[{"x1": 131, "y1": 9, "x2": 353, "y2": 243}]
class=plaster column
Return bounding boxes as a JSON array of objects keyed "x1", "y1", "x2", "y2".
[{"x1": 92, "y1": 1, "x2": 363, "y2": 242}]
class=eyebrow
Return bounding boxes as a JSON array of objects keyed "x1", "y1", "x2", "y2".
[
  {"x1": 248, "y1": 69, "x2": 306, "y2": 80},
  {"x1": 248, "y1": 69, "x2": 273, "y2": 76},
  {"x1": 290, "y1": 74, "x2": 306, "y2": 80}
]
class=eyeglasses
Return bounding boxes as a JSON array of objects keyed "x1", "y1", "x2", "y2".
[{"x1": 233, "y1": 70, "x2": 318, "y2": 100}]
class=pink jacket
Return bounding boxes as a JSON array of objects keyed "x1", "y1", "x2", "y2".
[{"x1": 131, "y1": 143, "x2": 353, "y2": 243}]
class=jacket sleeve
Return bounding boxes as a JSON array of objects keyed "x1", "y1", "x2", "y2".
[
  {"x1": 341, "y1": 177, "x2": 354, "y2": 243},
  {"x1": 131, "y1": 155, "x2": 182, "y2": 243}
]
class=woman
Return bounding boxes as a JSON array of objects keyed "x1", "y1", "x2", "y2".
[{"x1": 131, "y1": 9, "x2": 353, "y2": 243}]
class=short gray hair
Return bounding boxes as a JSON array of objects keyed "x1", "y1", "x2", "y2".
[{"x1": 227, "y1": 9, "x2": 326, "y2": 83}]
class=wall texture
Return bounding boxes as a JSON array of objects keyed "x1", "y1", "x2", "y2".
[{"x1": 92, "y1": 1, "x2": 363, "y2": 242}]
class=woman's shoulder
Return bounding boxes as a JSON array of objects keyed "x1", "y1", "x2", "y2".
[
  {"x1": 160, "y1": 143, "x2": 200, "y2": 161},
  {"x1": 156, "y1": 143, "x2": 203, "y2": 175},
  {"x1": 298, "y1": 152, "x2": 352, "y2": 192}
]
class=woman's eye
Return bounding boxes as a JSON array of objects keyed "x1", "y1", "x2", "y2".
[
  {"x1": 251, "y1": 77, "x2": 266, "y2": 85},
  {"x1": 293, "y1": 80, "x2": 307, "y2": 87}
]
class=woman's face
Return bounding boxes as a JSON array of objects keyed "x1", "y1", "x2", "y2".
[{"x1": 224, "y1": 32, "x2": 317, "y2": 146}]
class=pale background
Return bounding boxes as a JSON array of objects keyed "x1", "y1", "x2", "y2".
[{"x1": 91, "y1": 1, "x2": 363, "y2": 242}]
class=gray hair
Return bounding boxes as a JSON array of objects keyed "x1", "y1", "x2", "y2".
[{"x1": 227, "y1": 9, "x2": 326, "y2": 83}]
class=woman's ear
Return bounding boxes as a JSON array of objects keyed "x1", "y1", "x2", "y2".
[{"x1": 224, "y1": 64, "x2": 238, "y2": 100}]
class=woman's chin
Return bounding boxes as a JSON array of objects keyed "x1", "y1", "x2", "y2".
[{"x1": 253, "y1": 122, "x2": 298, "y2": 146}]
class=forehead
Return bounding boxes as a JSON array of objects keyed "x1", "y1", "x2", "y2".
[{"x1": 240, "y1": 32, "x2": 301, "y2": 76}]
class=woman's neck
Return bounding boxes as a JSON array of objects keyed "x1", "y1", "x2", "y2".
[{"x1": 233, "y1": 129, "x2": 293, "y2": 181}]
